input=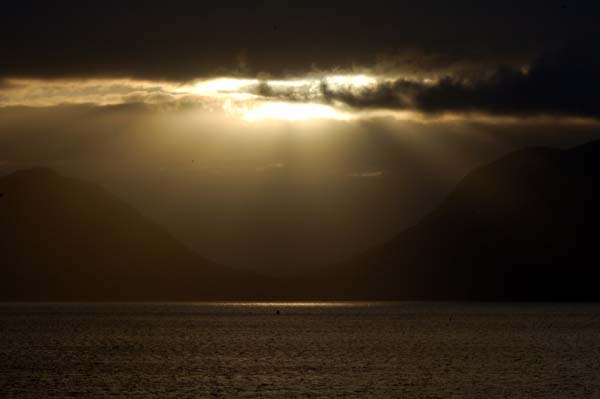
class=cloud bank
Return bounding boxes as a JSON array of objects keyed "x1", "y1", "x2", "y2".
[
  {"x1": 253, "y1": 41, "x2": 600, "y2": 120},
  {"x1": 2, "y1": 1, "x2": 600, "y2": 81}
]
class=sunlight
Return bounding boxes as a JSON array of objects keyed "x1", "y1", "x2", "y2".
[
  {"x1": 243, "y1": 102, "x2": 352, "y2": 121},
  {"x1": 215, "y1": 302, "x2": 374, "y2": 308},
  {"x1": 176, "y1": 78, "x2": 258, "y2": 96},
  {"x1": 267, "y1": 79, "x2": 313, "y2": 88},
  {"x1": 176, "y1": 75, "x2": 378, "y2": 99},
  {"x1": 325, "y1": 74, "x2": 377, "y2": 87}
]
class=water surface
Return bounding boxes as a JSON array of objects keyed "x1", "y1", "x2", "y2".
[{"x1": 1, "y1": 302, "x2": 599, "y2": 398}]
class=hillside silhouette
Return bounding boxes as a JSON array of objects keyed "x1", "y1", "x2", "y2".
[
  {"x1": 321, "y1": 140, "x2": 600, "y2": 300},
  {"x1": 0, "y1": 168, "x2": 276, "y2": 301},
  {"x1": 4, "y1": 137, "x2": 600, "y2": 302}
]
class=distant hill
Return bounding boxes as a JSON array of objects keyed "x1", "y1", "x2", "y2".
[
  {"x1": 5, "y1": 138, "x2": 600, "y2": 302},
  {"x1": 321, "y1": 140, "x2": 600, "y2": 300},
  {"x1": 0, "y1": 168, "x2": 276, "y2": 301}
]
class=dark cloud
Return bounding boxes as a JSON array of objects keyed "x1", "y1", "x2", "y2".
[
  {"x1": 249, "y1": 82, "x2": 318, "y2": 102},
  {"x1": 320, "y1": 80, "x2": 416, "y2": 109},
  {"x1": 259, "y1": 39, "x2": 600, "y2": 119},
  {"x1": 413, "y1": 39, "x2": 600, "y2": 118},
  {"x1": 2, "y1": 1, "x2": 600, "y2": 80}
]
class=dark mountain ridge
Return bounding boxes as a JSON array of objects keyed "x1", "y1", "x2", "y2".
[
  {"x1": 0, "y1": 168, "x2": 276, "y2": 301},
  {"x1": 322, "y1": 140, "x2": 600, "y2": 300},
  {"x1": 3, "y1": 138, "x2": 600, "y2": 301}
]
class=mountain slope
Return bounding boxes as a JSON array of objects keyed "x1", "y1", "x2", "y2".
[
  {"x1": 0, "y1": 168, "x2": 275, "y2": 301},
  {"x1": 329, "y1": 140, "x2": 600, "y2": 300},
  {"x1": 6, "y1": 138, "x2": 600, "y2": 303}
]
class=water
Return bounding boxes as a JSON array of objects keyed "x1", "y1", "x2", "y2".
[{"x1": 1, "y1": 302, "x2": 599, "y2": 398}]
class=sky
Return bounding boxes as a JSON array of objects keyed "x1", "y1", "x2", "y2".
[{"x1": 1, "y1": 1, "x2": 600, "y2": 273}]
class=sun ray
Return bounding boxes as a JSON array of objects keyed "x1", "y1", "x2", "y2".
[{"x1": 243, "y1": 102, "x2": 351, "y2": 121}]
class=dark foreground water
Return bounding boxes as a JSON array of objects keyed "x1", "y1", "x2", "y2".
[{"x1": 1, "y1": 302, "x2": 600, "y2": 398}]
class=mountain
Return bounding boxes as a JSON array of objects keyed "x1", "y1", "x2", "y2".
[
  {"x1": 323, "y1": 140, "x2": 600, "y2": 301},
  {"x1": 5, "y1": 138, "x2": 600, "y2": 303},
  {"x1": 0, "y1": 168, "x2": 277, "y2": 301}
]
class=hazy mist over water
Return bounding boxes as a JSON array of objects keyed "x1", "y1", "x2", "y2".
[{"x1": 1, "y1": 302, "x2": 599, "y2": 398}]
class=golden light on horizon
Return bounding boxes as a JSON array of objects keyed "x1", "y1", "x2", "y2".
[
  {"x1": 0, "y1": 75, "x2": 381, "y2": 120},
  {"x1": 3, "y1": 75, "x2": 593, "y2": 126},
  {"x1": 242, "y1": 102, "x2": 352, "y2": 121},
  {"x1": 177, "y1": 74, "x2": 379, "y2": 121},
  {"x1": 324, "y1": 74, "x2": 377, "y2": 87},
  {"x1": 174, "y1": 78, "x2": 259, "y2": 97}
]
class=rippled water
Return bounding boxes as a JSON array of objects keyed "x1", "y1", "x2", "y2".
[{"x1": 1, "y1": 302, "x2": 600, "y2": 398}]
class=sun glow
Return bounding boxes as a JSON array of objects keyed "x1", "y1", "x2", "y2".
[
  {"x1": 0, "y1": 74, "x2": 388, "y2": 120},
  {"x1": 325, "y1": 74, "x2": 377, "y2": 87},
  {"x1": 193, "y1": 74, "x2": 379, "y2": 121},
  {"x1": 166, "y1": 74, "x2": 384, "y2": 120},
  {"x1": 243, "y1": 102, "x2": 351, "y2": 121},
  {"x1": 175, "y1": 78, "x2": 259, "y2": 96}
]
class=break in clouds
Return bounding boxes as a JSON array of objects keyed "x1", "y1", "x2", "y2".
[
  {"x1": 254, "y1": 40, "x2": 600, "y2": 120},
  {"x1": 1, "y1": 40, "x2": 599, "y2": 122},
  {"x1": 1, "y1": 1, "x2": 600, "y2": 273}
]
